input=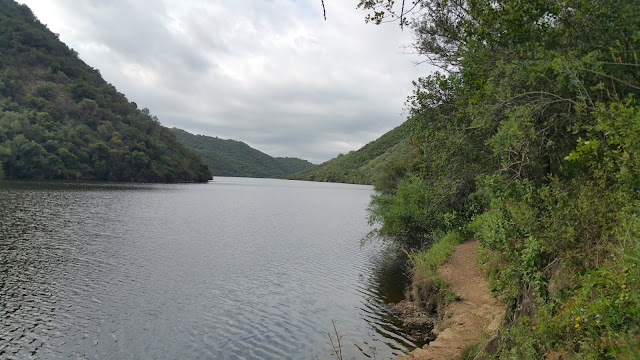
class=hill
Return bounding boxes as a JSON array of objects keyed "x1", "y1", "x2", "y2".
[
  {"x1": 171, "y1": 128, "x2": 315, "y2": 178},
  {"x1": 0, "y1": 0, "x2": 211, "y2": 182},
  {"x1": 289, "y1": 122, "x2": 414, "y2": 186}
]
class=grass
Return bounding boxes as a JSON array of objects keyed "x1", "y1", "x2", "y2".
[
  {"x1": 459, "y1": 342, "x2": 482, "y2": 360},
  {"x1": 405, "y1": 231, "x2": 464, "y2": 312},
  {"x1": 409, "y1": 230, "x2": 464, "y2": 277}
]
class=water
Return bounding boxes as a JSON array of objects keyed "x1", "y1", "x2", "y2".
[{"x1": 0, "y1": 177, "x2": 419, "y2": 359}]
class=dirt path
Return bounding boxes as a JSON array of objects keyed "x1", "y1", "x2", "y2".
[{"x1": 399, "y1": 240, "x2": 504, "y2": 360}]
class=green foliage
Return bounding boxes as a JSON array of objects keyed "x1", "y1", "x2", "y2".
[
  {"x1": 359, "y1": 0, "x2": 640, "y2": 357},
  {"x1": 459, "y1": 342, "x2": 483, "y2": 360},
  {"x1": 274, "y1": 156, "x2": 316, "y2": 175},
  {"x1": 0, "y1": 0, "x2": 211, "y2": 182},
  {"x1": 368, "y1": 175, "x2": 432, "y2": 247},
  {"x1": 478, "y1": 252, "x2": 640, "y2": 359},
  {"x1": 566, "y1": 101, "x2": 640, "y2": 190},
  {"x1": 368, "y1": 175, "x2": 468, "y2": 248},
  {"x1": 471, "y1": 177, "x2": 640, "y2": 357},
  {"x1": 366, "y1": 72, "x2": 489, "y2": 248},
  {"x1": 171, "y1": 128, "x2": 315, "y2": 178},
  {"x1": 289, "y1": 122, "x2": 412, "y2": 185}
]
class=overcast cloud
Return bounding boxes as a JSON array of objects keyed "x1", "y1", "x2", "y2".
[{"x1": 19, "y1": 0, "x2": 433, "y2": 163}]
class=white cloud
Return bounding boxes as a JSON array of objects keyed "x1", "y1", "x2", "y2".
[{"x1": 20, "y1": 0, "x2": 434, "y2": 163}]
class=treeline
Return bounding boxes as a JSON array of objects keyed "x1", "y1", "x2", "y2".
[
  {"x1": 289, "y1": 123, "x2": 412, "y2": 185},
  {"x1": 362, "y1": 0, "x2": 640, "y2": 357},
  {"x1": 171, "y1": 128, "x2": 315, "y2": 178},
  {"x1": 0, "y1": 0, "x2": 211, "y2": 182}
]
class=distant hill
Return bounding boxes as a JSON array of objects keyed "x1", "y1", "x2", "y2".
[
  {"x1": 289, "y1": 122, "x2": 414, "y2": 186},
  {"x1": 171, "y1": 128, "x2": 315, "y2": 178},
  {"x1": 0, "y1": 0, "x2": 211, "y2": 182}
]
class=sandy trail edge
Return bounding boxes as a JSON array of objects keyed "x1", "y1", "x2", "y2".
[{"x1": 399, "y1": 240, "x2": 505, "y2": 360}]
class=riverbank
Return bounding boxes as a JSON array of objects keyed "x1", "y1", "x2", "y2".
[{"x1": 394, "y1": 237, "x2": 504, "y2": 360}]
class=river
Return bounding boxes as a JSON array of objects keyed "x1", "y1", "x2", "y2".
[{"x1": 0, "y1": 177, "x2": 420, "y2": 359}]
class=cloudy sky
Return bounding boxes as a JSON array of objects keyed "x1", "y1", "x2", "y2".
[{"x1": 20, "y1": 0, "x2": 433, "y2": 163}]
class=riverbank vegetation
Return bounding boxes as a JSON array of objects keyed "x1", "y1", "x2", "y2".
[
  {"x1": 359, "y1": 0, "x2": 640, "y2": 357},
  {"x1": 0, "y1": 1, "x2": 211, "y2": 182},
  {"x1": 290, "y1": 122, "x2": 413, "y2": 185},
  {"x1": 405, "y1": 231, "x2": 463, "y2": 317}
]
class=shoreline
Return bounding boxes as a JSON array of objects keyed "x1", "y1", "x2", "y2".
[{"x1": 393, "y1": 240, "x2": 505, "y2": 360}]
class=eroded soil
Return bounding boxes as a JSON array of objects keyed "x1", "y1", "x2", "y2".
[{"x1": 399, "y1": 240, "x2": 504, "y2": 360}]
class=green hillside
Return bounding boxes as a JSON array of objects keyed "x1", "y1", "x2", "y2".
[
  {"x1": 289, "y1": 122, "x2": 414, "y2": 186},
  {"x1": 273, "y1": 156, "x2": 317, "y2": 174},
  {"x1": 0, "y1": 0, "x2": 211, "y2": 182},
  {"x1": 171, "y1": 128, "x2": 315, "y2": 178}
]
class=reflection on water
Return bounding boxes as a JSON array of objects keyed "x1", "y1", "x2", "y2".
[{"x1": 0, "y1": 178, "x2": 420, "y2": 359}]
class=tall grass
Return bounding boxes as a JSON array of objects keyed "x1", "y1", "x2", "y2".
[
  {"x1": 409, "y1": 231, "x2": 464, "y2": 277},
  {"x1": 405, "y1": 231, "x2": 464, "y2": 311}
]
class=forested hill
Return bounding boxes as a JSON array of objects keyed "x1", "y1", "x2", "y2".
[
  {"x1": 171, "y1": 128, "x2": 315, "y2": 178},
  {"x1": 288, "y1": 122, "x2": 413, "y2": 186},
  {"x1": 0, "y1": 0, "x2": 211, "y2": 182}
]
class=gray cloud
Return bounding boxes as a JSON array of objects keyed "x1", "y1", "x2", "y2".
[{"x1": 21, "y1": 0, "x2": 433, "y2": 163}]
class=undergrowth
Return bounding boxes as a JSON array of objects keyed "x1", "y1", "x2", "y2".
[
  {"x1": 363, "y1": 1, "x2": 640, "y2": 357},
  {"x1": 405, "y1": 231, "x2": 463, "y2": 312},
  {"x1": 469, "y1": 178, "x2": 640, "y2": 359}
]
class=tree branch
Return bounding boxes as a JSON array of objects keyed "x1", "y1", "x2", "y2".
[
  {"x1": 400, "y1": 0, "x2": 405, "y2": 29},
  {"x1": 578, "y1": 67, "x2": 640, "y2": 91}
]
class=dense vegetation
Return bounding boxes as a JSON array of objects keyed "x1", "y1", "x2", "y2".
[
  {"x1": 0, "y1": 0, "x2": 211, "y2": 182},
  {"x1": 171, "y1": 128, "x2": 315, "y2": 178},
  {"x1": 358, "y1": 0, "x2": 640, "y2": 357},
  {"x1": 289, "y1": 123, "x2": 413, "y2": 185}
]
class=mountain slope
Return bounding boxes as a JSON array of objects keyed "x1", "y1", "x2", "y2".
[
  {"x1": 274, "y1": 156, "x2": 317, "y2": 174},
  {"x1": 289, "y1": 122, "x2": 413, "y2": 185},
  {"x1": 171, "y1": 128, "x2": 315, "y2": 178},
  {"x1": 0, "y1": 0, "x2": 211, "y2": 182}
]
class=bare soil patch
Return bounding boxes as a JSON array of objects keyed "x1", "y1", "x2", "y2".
[{"x1": 398, "y1": 240, "x2": 504, "y2": 360}]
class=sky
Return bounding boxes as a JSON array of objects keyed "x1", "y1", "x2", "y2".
[{"x1": 19, "y1": 0, "x2": 433, "y2": 164}]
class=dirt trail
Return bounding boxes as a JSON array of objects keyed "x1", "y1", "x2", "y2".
[{"x1": 399, "y1": 240, "x2": 504, "y2": 360}]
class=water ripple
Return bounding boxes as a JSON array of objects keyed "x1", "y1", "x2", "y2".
[{"x1": 0, "y1": 179, "x2": 421, "y2": 359}]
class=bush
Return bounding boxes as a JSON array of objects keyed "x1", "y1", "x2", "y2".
[
  {"x1": 471, "y1": 177, "x2": 640, "y2": 358},
  {"x1": 368, "y1": 174, "x2": 469, "y2": 248}
]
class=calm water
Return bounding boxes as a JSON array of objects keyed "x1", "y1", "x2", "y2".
[{"x1": 0, "y1": 177, "x2": 419, "y2": 359}]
